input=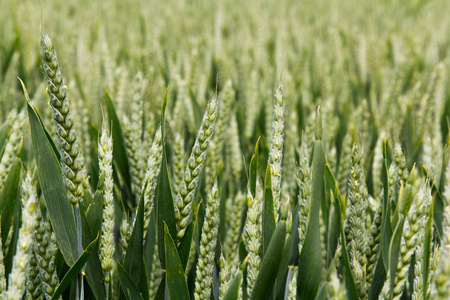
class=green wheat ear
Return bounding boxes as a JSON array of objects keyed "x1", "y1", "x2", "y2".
[
  {"x1": 245, "y1": 182, "x2": 262, "y2": 297},
  {"x1": 297, "y1": 144, "x2": 311, "y2": 255},
  {"x1": 98, "y1": 120, "x2": 115, "y2": 284},
  {"x1": 40, "y1": 32, "x2": 86, "y2": 206},
  {"x1": 34, "y1": 206, "x2": 60, "y2": 299},
  {"x1": 175, "y1": 94, "x2": 218, "y2": 241},
  {"x1": 0, "y1": 109, "x2": 25, "y2": 192},
  {"x1": 194, "y1": 181, "x2": 220, "y2": 300},
  {"x1": 142, "y1": 125, "x2": 163, "y2": 236},
  {"x1": 269, "y1": 83, "x2": 285, "y2": 219},
  {"x1": 6, "y1": 171, "x2": 38, "y2": 300},
  {"x1": 344, "y1": 142, "x2": 368, "y2": 299}
]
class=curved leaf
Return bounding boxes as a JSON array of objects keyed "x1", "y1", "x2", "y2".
[
  {"x1": 262, "y1": 162, "x2": 275, "y2": 257},
  {"x1": 275, "y1": 234, "x2": 292, "y2": 298},
  {"x1": 164, "y1": 223, "x2": 190, "y2": 300},
  {"x1": 157, "y1": 89, "x2": 177, "y2": 269},
  {"x1": 105, "y1": 89, "x2": 132, "y2": 204},
  {"x1": 323, "y1": 163, "x2": 359, "y2": 298},
  {"x1": 178, "y1": 202, "x2": 199, "y2": 271},
  {"x1": 79, "y1": 201, "x2": 107, "y2": 300},
  {"x1": 0, "y1": 121, "x2": 12, "y2": 159},
  {"x1": 25, "y1": 95, "x2": 77, "y2": 266},
  {"x1": 421, "y1": 164, "x2": 444, "y2": 238},
  {"x1": 333, "y1": 191, "x2": 359, "y2": 299},
  {"x1": 85, "y1": 190, "x2": 103, "y2": 239},
  {"x1": 250, "y1": 221, "x2": 286, "y2": 300},
  {"x1": 124, "y1": 179, "x2": 150, "y2": 300},
  {"x1": 249, "y1": 139, "x2": 260, "y2": 198},
  {"x1": 422, "y1": 198, "x2": 434, "y2": 299},
  {"x1": 117, "y1": 262, "x2": 145, "y2": 300},
  {"x1": 297, "y1": 107, "x2": 324, "y2": 299},
  {"x1": 380, "y1": 138, "x2": 392, "y2": 270},
  {"x1": 51, "y1": 233, "x2": 99, "y2": 300},
  {"x1": 222, "y1": 257, "x2": 248, "y2": 300},
  {"x1": 388, "y1": 184, "x2": 413, "y2": 298},
  {"x1": 324, "y1": 163, "x2": 341, "y2": 266},
  {"x1": 0, "y1": 158, "x2": 21, "y2": 245}
]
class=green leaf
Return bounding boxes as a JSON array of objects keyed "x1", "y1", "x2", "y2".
[
  {"x1": 249, "y1": 139, "x2": 259, "y2": 198},
  {"x1": 323, "y1": 160, "x2": 359, "y2": 298},
  {"x1": 422, "y1": 198, "x2": 434, "y2": 300},
  {"x1": 289, "y1": 204, "x2": 300, "y2": 265},
  {"x1": 262, "y1": 162, "x2": 276, "y2": 257},
  {"x1": 380, "y1": 138, "x2": 392, "y2": 271},
  {"x1": 25, "y1": 98, "x2": 78, "y2": 266},
  {"x1": 51, "y1": 233, "x2": 99, "y2": 300},
  {"x1": 297, "y1": 107, "x2": 324, "y2": 299},
  {"x1": 164, "y1": 223, "x2": 190, "y2": 300},
  {"x1": 275, "y1": 234, "x2": 292, "y2": 298},
  {"x1": 105, "y1": 89, "x2": 132, "y2": 203},
  {"x1": 368, "y1": 254, "x2": 387, "y2": 300},
  {"x1": 178, "y1": 202, "x2": 199, "y2": 271},
  {"x1": 79, "y1": 202, "x2": 107, "y2": 300},
  {"x1": 388, "y1": 182, "x2": 413, "y2": 299},
  {"x1": 157, "y1": 89, "x2": 177, "y2": 269},
  {"x1": 0, "y1": 158, "x2": 21, "y2": 246},
  {"x1": 4, "y1": 181, "x2": 22, "y2": 275},
  {"x1": 250, "y1": 221, "x2": 286, "y2": 300},
  {"x1": 117, "y1": 262, "x2": 145, "y2": 300},
  {"x1": 315, "y1": 247, "x2": 342, "y2": 300},
  {"x1": 124, "y1": 179, "x2": 150, "y2": 300},
  {"x1": 333, "y1": 190, "x2": 359, "y2": 299},
  {"x1": 324, "y1": 163, "x2": 341, "y2": 266},
  {"x1": 85, "y1": 190, "x2": 103, "y2": 238},
  {"x1": 222, "y1": 257, "x2": 248, "y2": 300},
  {"x1": 388, "y1": 215, "x2": 406, "y2": 298},
  {"x1": 421, "y1": 164, "x2": 444, "y2": 238},
  {"x1": 20, "y1": 79, "x2": 59, "y2": 159},
  {"x1": 154, "y1": 271, "x2": 166, "y2": 300},
  {"x1": 0, "y1": 121, "x2": 12, "y2": 159},
  {"x1": 90, "y1": 122, "x2": 100, "y2": 189}
]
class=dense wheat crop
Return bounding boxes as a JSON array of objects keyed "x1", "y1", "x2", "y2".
[{"x1": 1, "y1": 0, "x2": 450, "y2": 299}]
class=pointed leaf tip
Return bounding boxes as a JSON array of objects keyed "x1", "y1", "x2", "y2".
[
  {"x1": 315, "y1": 106, "x2": 322, "y2": 141},
  {"x1": 18, "y1": 78, "x2": 31, "y2": 103}
]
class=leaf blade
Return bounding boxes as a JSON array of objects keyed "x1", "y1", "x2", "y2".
[
  {"x1": 250, "y1": 221, "x2": 286, "y2": 300},
  {"x1": 0, "y1": 158, "x2": 21, "y2": 245},
  {"x1": 26, "y1": 99, "x2": 78, "y2": 266},
  {"x1": 51, "y1": 234, "x2": 100, "y2": 300},
  {"x1": 297, "y1": 108, "x2": 324, "y2": 299},
  {"x1": 164, "y1": 223, "x2": 190, "y2": 300},
  {"x1": 262, "y1": 162, "x2": 276, "y2": 257}
]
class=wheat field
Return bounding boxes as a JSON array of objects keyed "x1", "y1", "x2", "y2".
[{"x1": 0, "y1": 0, "x2": 450, "y2": 299}]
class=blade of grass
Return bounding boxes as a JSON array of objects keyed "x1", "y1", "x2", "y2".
[
  {"x1": 388, "y1": 183, "x2": 413, "y2": 299},
  {"x1": 222, "y1": 257, "x2": 248, "y2": 300},
  {"x1": 0, "y1": 158, "x2": 20, "y2": 245},
  {"x1": 164, "y1": 223, "x2": 190, "y2": 300},
  {"x1": 25, "y1": 90, "x2": 78, "y2": 266},
  {"x1": 51, "y1": 234, "x2": 100, "y2": 300},
  {"x1": 381, "y1": 138, "x2": 392, "y2": 270},
  {"x1": 157, "y1": 89, "x2": 177, "y2": 269},
  {"x1": 297, "y1": 107, "x2": 324, "y2": 299},
  {"x1": 105, "y1": 89, "x2": 132, "y2": 204},
  {"x1": 124, "y1": 179, "x2": 150, "y2": 300},
  {"x1": 117, "y1": 262, "x2": 145, "y2": 300},
  {"x1": 262, "y1": 162, "x2": 276, "y2": 256},
  {"x1": 250, "y1": 221, "x2": 286, "y2": 300}
]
